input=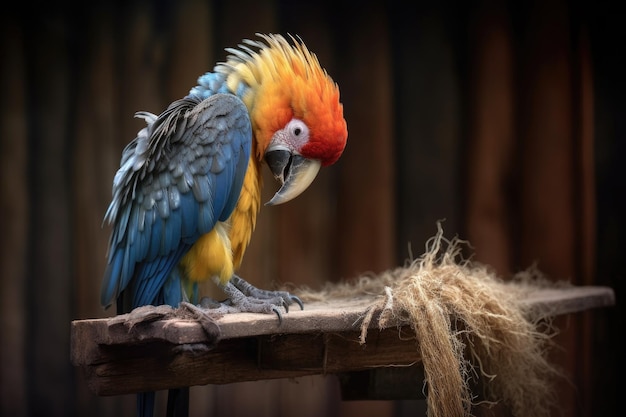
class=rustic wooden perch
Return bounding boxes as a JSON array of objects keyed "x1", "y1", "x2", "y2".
[{"x1": 71, "y1": 285, "x2": 615, "y2": 399}]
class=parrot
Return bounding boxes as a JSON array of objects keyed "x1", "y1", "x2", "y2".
[{"x1": 99, "y1": 33, "x2": 348, "y2": 417}]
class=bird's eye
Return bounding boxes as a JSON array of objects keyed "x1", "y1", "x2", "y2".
[
  {"x1": 281, "y1": 119, "x2": 309, "y2": 150},
  {"x1": 288, "y1": 119, "x2": 308, "y2": 140}
]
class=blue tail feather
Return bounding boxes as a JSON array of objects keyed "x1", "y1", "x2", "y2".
[{"x1": 137, "y1": 391, "x2": 155, "y2": 417}]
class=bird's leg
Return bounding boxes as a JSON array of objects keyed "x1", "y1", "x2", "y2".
[
  {"x1": 231, "y1": 275, "x2": 304, "y2": 310},
  {"x1": 171, "y1": 302, "x2": 221, "y2": 354},
  {"x1": 205, "y1": 275, "x2": 303, "y2": 324}
]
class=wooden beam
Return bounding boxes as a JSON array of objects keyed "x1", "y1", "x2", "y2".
[{"x1": 71, "y1": 286, "x2": 615, "y2": 396}]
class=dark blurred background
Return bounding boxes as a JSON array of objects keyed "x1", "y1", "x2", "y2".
[{"x1": 1, "y1": 0, "x2": 623, "y2": 416}]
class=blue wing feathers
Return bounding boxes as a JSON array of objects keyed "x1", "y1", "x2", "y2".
[
  {"x1": 121, "y1": 247, "x2": 134, "y2": 293},
  {"x1": 131, "y1": 244, "x2": 190, "y2": 307},
  {"x1": 168, "y1": 185, "x2": 181, "y2": 210},
  {"x1": 126, "y1": 205, "x2": 139, "y2": 247},
  {"x1": 117, "y1": 205, "x2": 131, "y2": 245},
  {"x1": 163, "y1": 215, "x2": 181, "y2": 254},
  {"x1": 147, "y1": 217, "x2": 162, "y2": 261},
  {"x1": 191, "y1": 174, "x2": 212, "y2": 202},
  {"x1": 137, "y1": 212, "x2": 150, "y2": 262},
  {"x1": 179, "y1": 192, "x2": 199, "y2": 239},
  {"x1": 101, "y1": 92, "x2": 252, "y2": 312},
  {"x1": 101, "y1": 250, "x2": 123, "y2": 307},
  {"x1": 156, "y1": 194, "x2": 169, "y2": 219},
  {"x1": 161, "y1": 267, "x2": 184, "y2": 306}
]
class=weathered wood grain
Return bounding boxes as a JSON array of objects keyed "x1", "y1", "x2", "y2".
[{"x1": 71, "y1": 286, "x2": 615, "y2": 396}]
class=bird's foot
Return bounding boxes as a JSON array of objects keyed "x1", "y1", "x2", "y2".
[
  {"x1": 175, "y1": 301, "x2": 221, "y2": 349},
  {"x1": 230, "y1": 275, "x2": 303, "y2": 311},
  {"x1": 201, "y1": 275, "x2": 303, "y2": 324},
  {"x1": 121, "y1": 303, "x2": 221, "y2": 352},
  {"x1": 124, "y1": 305, "x2": 176, "y2": 329}
]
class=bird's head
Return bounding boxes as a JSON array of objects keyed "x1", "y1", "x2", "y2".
[{"x1": 218, "y1": 33, "x2": 348, "y2": 205}]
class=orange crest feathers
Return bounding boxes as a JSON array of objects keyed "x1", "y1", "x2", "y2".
[{"x1": 218, "y1": 33, "x2": 347, "y2": 166}]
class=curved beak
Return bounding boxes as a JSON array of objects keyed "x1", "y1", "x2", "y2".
[{"x1": 265, "y1": 150, "x2": 321, "y2": 206}]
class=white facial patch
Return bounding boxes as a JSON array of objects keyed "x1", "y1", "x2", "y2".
[{"x1": 270, "y1": 118, "x2": 309, "y2": 153}]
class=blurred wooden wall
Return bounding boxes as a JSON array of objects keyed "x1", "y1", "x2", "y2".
[{"x1": 1, "y1": 1, "x2": 622, "y2": 416}]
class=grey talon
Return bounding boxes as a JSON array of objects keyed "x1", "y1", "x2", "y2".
[
  {"x1": 291, "y1": 296, "x2": 304, "y2": 310},
  {"x1": 272, "y1": 306, "x2": 283, "y2": 325}
]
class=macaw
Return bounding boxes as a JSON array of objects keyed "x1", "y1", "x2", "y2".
[{"x1": 100, "y1": 33, "x2": 347, "y2": 417}]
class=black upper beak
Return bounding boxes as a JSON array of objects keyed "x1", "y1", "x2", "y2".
[{"x1": 264, "y1": 150, "x2": 321, "y2": 206}]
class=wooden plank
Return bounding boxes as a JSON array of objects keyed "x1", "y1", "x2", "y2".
[
  {"x1": 71, "y1": 286, "x2": 615, "y2": 396},
  {"x1": 257, "y1": 328, "x2": 422, "y2": 373},
  {"x1": 521, "y1": 286, "x2": 616, "y2": 316}
]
